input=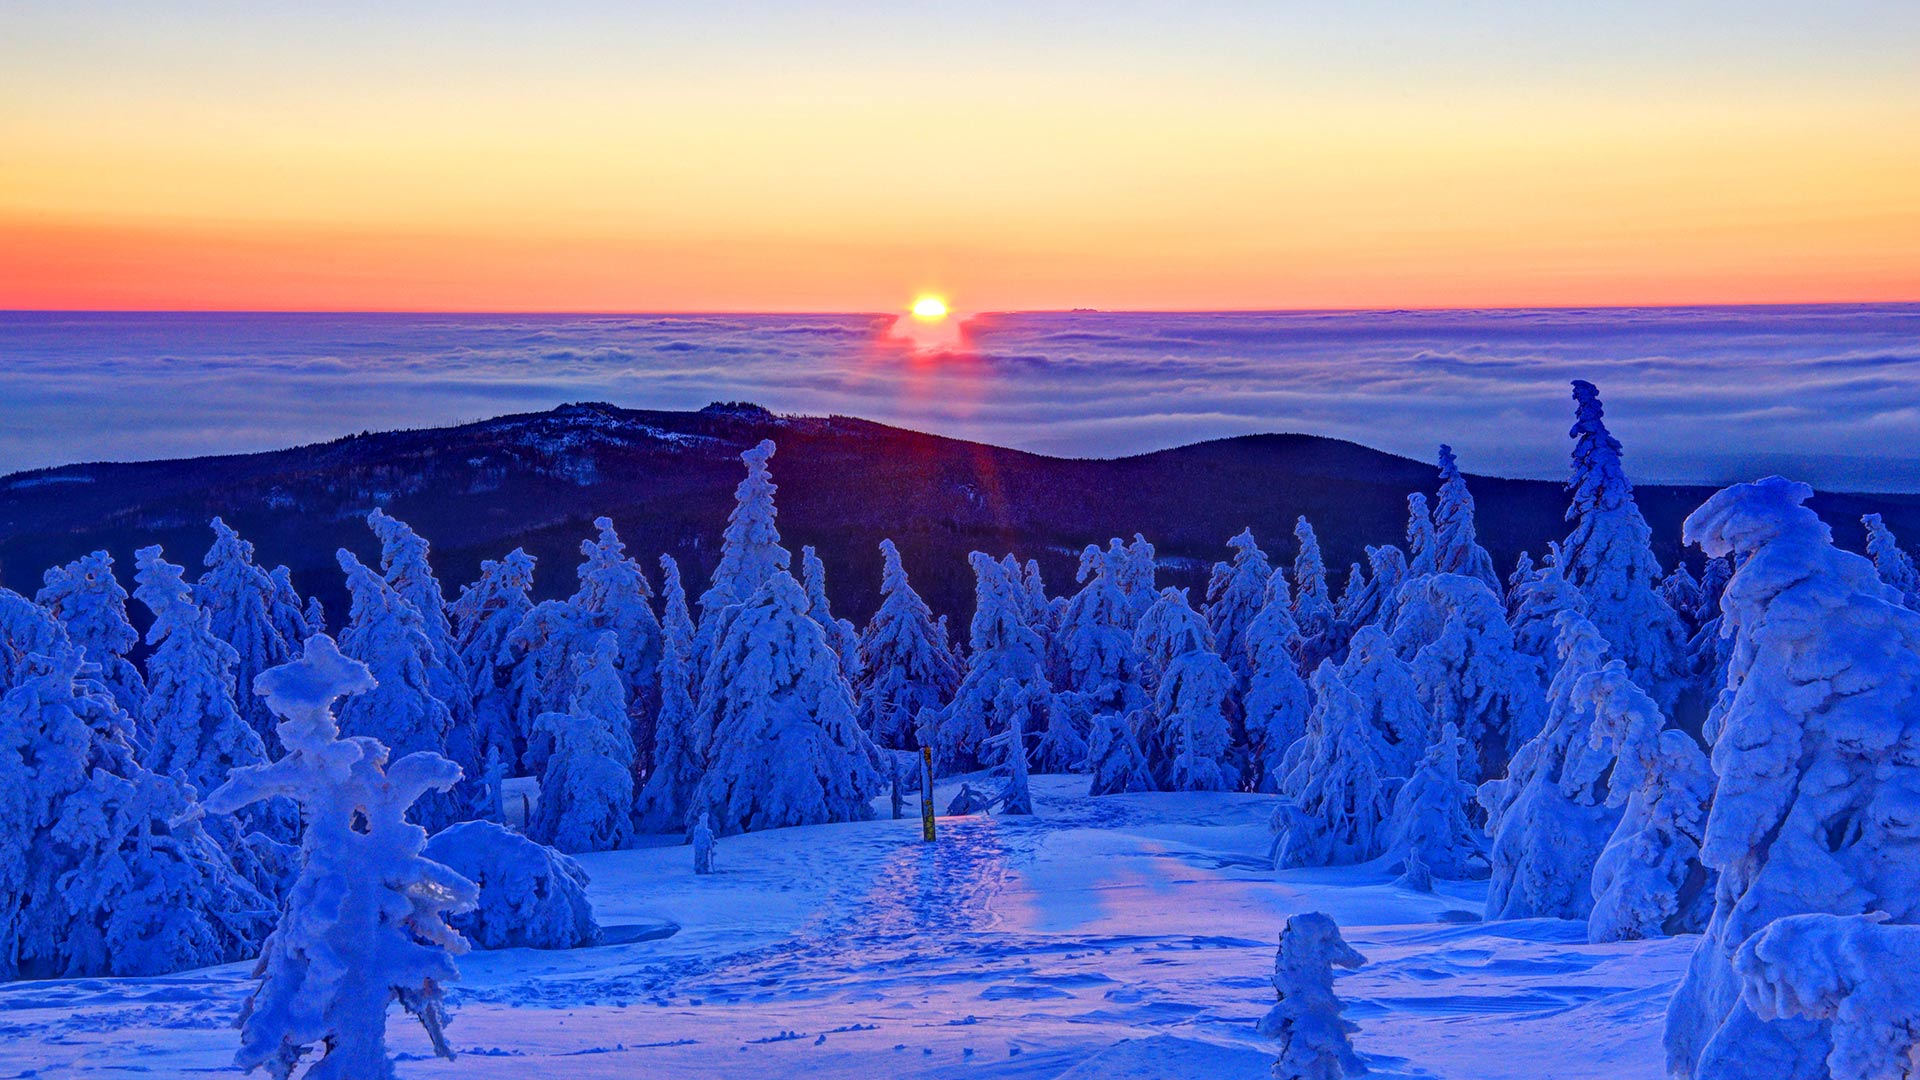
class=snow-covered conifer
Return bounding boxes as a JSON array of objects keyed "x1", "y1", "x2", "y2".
[
  {"x1": 195, "y1": 519, "x2": 293, "y2": 750},
  {"x1": 696, "y1": 439, "x2": 790, "y2": 655},
  {"x1": 1387, "y1": 722, "x2": 1481, "y2": 881},
  {"x1": 1665, "y1": 477, "x2": 1920, "y2": 1080},
  {"x1": 498, "y1": 599, "x2": 596, "y2": 770},
  {"x1": 1054, "y1": 541, "x2": 1148, "y2": 718},
  {"x1": 423, "y1": 821, "x2": 600, "y2": 950},
  {"x1": 1337, "y1": 625, "x2": 1432, "y2": 777},
  {"x1": 1406, "y1": 575, "x2": 1543, "y2": 784},
  {"x1": 1205, "y1": 528, "x2": 1273, "y2": 685},
  {"x1": 1086, "y1": 711, "x2": 1152, "y2": 795},
  {"x1": 1157, "y1": 633, "x2": 1238, "y2": 793},
  {"x1": 299, "y1": 591, "x2": 325, "y2": 639},
  {"x1": 1258, "y1": 911, "x2": 1368, "y2": 1080},
  {"x1": 1585, "y1": 660, "x2": 1714, "y2": 943},
  {"x1": 636, "y1": 555, "x2": 706, "y2": 833},
  {"x1": 1662, "y1": 564, "x2": 1706, "y2": 630},
  {"x1": 528, "y1": 634, "x2": 634, "y2": 854},
  {"x1": 1118, "y1": 533, "x2": 1159, "y2": 620},
  {"x1": 1505, "y1": 551, "x2": 1535, "y2": 615},
  {"x1": 936, "y1": 553, "x2": 1053, "y2": 772},
  {"x1": 269, "y1": 565, "x2": 315, "y2": 646},
  {"x1": 691, "y1": 811, "x2": 716, "y2": 874},
  {"x1": 1481, "y1": 609, "x2": 1616, "y2": 921},
  {"x1": 1405, "y1": 492, "x2": 1438, "y2": 576},
  {"x1": 0, "y1": 589, "x2": 69, "y2": 692},
  {"x1": 855, "y1": 539, "x2": 960, "y2": 750},
  {"x1": 570, "y1": 517, "x2": 663, "y2": 764},
  {"x1": 1561, "y1": 380, "x2": 1690, "y2": 711},
  {"x1": 204, "y1": 634, "x2": 476, "y2": 1080},
  {"x1": 1733, "y1": 914, "x2": 1920, "y2": 1080},
  {"x1": 1275, "y1": 663, "x2": 1393, "y2": 868},
  {"x1": 988, "y1": 684, "x2": 1034, "y2": 814},
  {"x1": 451, "y1": 548, "x2": 536, "y2": 768},
  {"x1": 1292, "y1": 517, "x2": 1336, "y2": 656},
  {"x1": 1433, "y1": 444, "x2": 1500, "y2": 591},
  {"x1": 335, "y1": 550, "x2": 460, "y2": 832},
  {"x1": 1242, "y1": 572, "x2": 1309, "y2": 793},
  {"x1": 1861, "y1": 512, "x2": 1919, "y2": 607},
  {"x1": 692, "y1": 571, "x2": 880, "y2": 834},
  {"x1": 1507, "y1": 546, "x2": 1588, "y2": 677},
  {"x1": 802, "y1": 544, "x2": 861, "y2": 684},
  {"x1": 36, "y1": 550, "x2": 146, "y2": 719},
  {"x1": 366, "y1": 510, "x2": 479, "y2": 778}
]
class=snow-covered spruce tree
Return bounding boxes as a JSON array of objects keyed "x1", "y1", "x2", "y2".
[
  {"x1": 195, "y1": 519, "x2": 294, "y2": 751},
  {"x1": 0, "y1": 588, "x2": 70, "y2": 691},
  {"x1": 987, "y1": 683, "x2": 1034, "y2": 814},
  {"x1": 1053, "y1": 541, "x2": 1149, "y2": 720},
  {"x1": 691, "y1": 811, "x2": 716, "y2": 874},
  {"x1": 1387, "y1": 722, "x2": 1482, "y2": 881},
  {"x1": 422, "y1": 820, "x2": 600, "y2": 949},
  {"x1": 855, "y1": 539, "x2": 960, "y2": 750},
  {"x1": 367, "y1": 509, "x2": 478, "y2": 776},
  {"x1": 497, "y1": 599, "x2": 596, "y2": 771},
  {"x1": 1334, "y1": 546, "x2": 1405, "y2": 641},
  {"x1": 1433, "y1": 444, "x2": 1500, "y2": 592},
  {"x1": 269, "y1": 565, "x2": 316, "y2": 646},
  {"x1": 1019, "y1": 557, "x2": 1056, "y2": 642},
  {"x1": 1861, "y1": 512, "x2": 1919, "y2": 608},
  {"x1": 1275, "y1": 663, "x2": 1394, "y2": 868},
  {"x1": 1480, "y1": 609, "x2": 1616, "y2": 921},
  {"x1": 1585, "y1": 660, "x2": 1714, "y2": 943},
  {"x1": 1405, "y1": 492, "x2": 1438, "y2": 576},
  {"x1": 528, "y1": 634, "x2": 634, "y2": 854},
  {"x1": 1336, "y1": 625, "x2": 1432, "y2": 778},
  {"x1": 801, "y1": 545, "x2": 861, "y2": 685},
  {"x1": 1662, "y1": 564, "x2": 1707, "y2": 631},
  {"x1": 636, "y1": 555, "x2": 706, "y2": 833},
  {"x1": 1242, "y1": 571, "x2": 1309, "y2": 793},
  {"x1": 37, "y1": 550, "x2": 147, "y2": 719},
  {"x1": 1, "y1": 642, "x2": 268, "y2": 980},
  {"x1": 1086, "y1": 710, "x2": 1153, "y2": 795},
  {"x1": 936, "y1": 553, "x2": 1053, "y2": 772},
  {"x1": 132, "y1": 545, "x2": 293, "y2": 838},
  {"x1": 692, "y1": 571, "x2": 881, "y2": 835},
  {"x1": 1258, "y1": 911, "x2": 1368, "y2": 1080},
  {"x1": 1407, "y1": 574, "x2": 1543, "y2": 785},
  {"x1": 450, "y1": 548, "x2": 536, "y2": 770},
  {"x1": 1292, "y1": 517, "x2": 1336, "y2": 661},
  {"x1": 695, "y1": 439, "x2": 791, "y2": 663},
  {"x1": 1118, "y1": 533, "x2": 1159, "y2": 622},
  {"x1": 1507, "y1": 545, "x2": 1588, "y2": 678},
  {"x1": 204, "y1": 634, "x2": 476, "y2": 1080},
  {"x1": 1157, "y1": 628, "x2": 1239, "y2": 793},
  {"x1": 1205, "y1": 528, "x2": 1273, "y2": 687},
  {"x1": 570, "y1": 517, "x2": 663, "y2": 766},
  {"x1": 1561, "y1": 380, "x2": 1690, "y2": 712},
  {"x1": 334, "y1": 550, "x2": 461, "y2": 833},
  {"x1": 1733, "y1": 914, "x2": 1920, "y2": 1080},
  {"x1": 1505, "y1": 551, "x2": 1535, "y2": 615},
  {"x1": 1666, "y1": 477, "x2": 1920, "y2": 1080},
  {"x1": 298, "y1": 591, "x2": 325, "y2": 640}
]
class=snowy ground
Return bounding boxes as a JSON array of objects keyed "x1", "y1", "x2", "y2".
[{"x1": 0, "y1": 776, "x2": 1693, "y2": 1079}]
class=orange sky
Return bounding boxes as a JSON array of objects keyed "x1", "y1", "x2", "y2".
[{"x1": 4, "y1": 5, "x2": 1917, "y2": 312}]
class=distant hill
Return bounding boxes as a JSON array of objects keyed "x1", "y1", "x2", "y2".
[{"x1": 3, "y1": 401, "x2": 1916, "y2": 628}]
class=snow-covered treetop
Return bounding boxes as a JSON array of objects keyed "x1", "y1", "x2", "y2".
[
  {"x1": 1861, "y1": 512, "x2": 1919, "y2": 605},
  {"x1": 134, "y1": 544, "x2": 266, "y2": 793},
  {"x1": 577, "y1": 516, "x2": 655, "y2": 605},
  {"x1": 245, "y1": 632, "x2": 378, "y2": 752},
  {"x1": 699, "y1": 439, "x2": 790, "y2": 616},
  {"x1": 1206, "y1": 529, "x2": 1272, "y2": 669},
  {"x1": 1136, "y1": 587, "x2": 1213, "y2": 678},
  {"x1": 1293, "y1": 517, "x2": 1330, "y2": 608},
  {"x1": 367, "y1": 508, "x2": 454, "y2": 647},
  {"x1": 1433, "y1": 444, "x2": 1499, "y2": 590},
  {"x1": 451, "y1": 548, "x2": 537, "y2": 656},
  {"x1": 37, "y1": 550, "x2": 138, "y2": 666},
  {"x1": 659, "y1": 553, "x2": 696, "y2": 651},
  {"x1": 1406, "y1": 492, "x2": 1437, "y2": 575}
]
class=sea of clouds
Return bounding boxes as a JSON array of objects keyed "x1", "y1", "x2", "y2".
[{"x1": 2, "y1": 305, "x2": 1916, "y2": 490}]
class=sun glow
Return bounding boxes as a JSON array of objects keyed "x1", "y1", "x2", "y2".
[{"x1": 912, "y1": 296, "x2": 949, "y2": 320}]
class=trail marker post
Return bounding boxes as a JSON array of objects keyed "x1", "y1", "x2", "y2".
[{"x1": 920, "y1": 745, "x2": 937, "y2": 842}]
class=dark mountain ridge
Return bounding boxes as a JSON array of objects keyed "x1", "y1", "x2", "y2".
[{"x1": 3, "y1": 401, "x2": 1915, "y2": 628}]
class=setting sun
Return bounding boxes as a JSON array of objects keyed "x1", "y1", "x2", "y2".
[{"x1": 911, "y1": 296, "x2": 949, "y2": 320}]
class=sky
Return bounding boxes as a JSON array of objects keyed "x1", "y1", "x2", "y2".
[
  {"x1": 4, "y1": 306, "x2": 1917, "y2": 490},
  {"x1": 3, "y1": 2, "x2": 1917, "y2": 312}
]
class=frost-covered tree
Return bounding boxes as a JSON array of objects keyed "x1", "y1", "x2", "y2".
[
  {"x1": 195, "y1": 519, "x2": 294, "y2": 751},
  {"x1": 366, "y1": 510, "x2": 478, "y2": 777},
  {"x1": 1506, "y1": 551, "x2": 1535, "y2": 616},
  {"x1": 1337, "y1": 625, "x2": 1432, "y2": 778},
  {"x1": 299, "y1": 591, "x2": 326, "y2": 640},
  {"x1": 204, "y1": 634, "x2": 476, "y2": 1080},
  {"x1": 1054, "y1": 541, "x2": 1149, "y2": 719},
  {"x1": 693, "y1": 571, "x2": 880, "y2": 834},
  {"x1": 132, "y1": 546, "x2": 290, "y2": 838},
  {"x1": 1662, "y1": 564, "x2": 1707, "y2": 631},
  {"x1": 570, "y1": 517, "x2": 663, "y2": 766},
  {"x1": 1507, "y1": 546, "x2": 1588, "y2": 678},
  {"x1": 1387, "y1": 722, "x2": 1482, "y2": 881},
  {"x1": 1275, "y1": 663, "x2": 1394, "y2": 868},
  {"x1": 450, "y1": 548, "x2": 536, "y2": 769},
  {"x1": 1156, "y1": 632, "x2": 1239, "y2": 793},
  {"x1": 1205, "y1": 529, "x2": 1273, "y2": 686},
  {"x1": 636, "y1": 555, "x2": 706, "y2": 833},
  {"x1": 937, "y1": 553, "x2": 1053, "y2": 772},
  {"x1": 497, "y1": 599, "x2": 597, "y2": 771},
  {"x1": 1086, "y1": 711, "x2": 1153, "y2": 796},
  {"x1": 1433, "y1": 444, "x2": 1500, "y2": 591},
  {"x1": 0, "y1": 587, "x2": 69, "y2": 694},
  {"x1": 1407, "y1": 575, "x2": 1543, "y2": 784},
  {"x1": 1335, "y1": 546, "x2": 1405, "y2": 640},
  {"x1": 1585, "y1": 660, "x2": 1714, "y2": 943},
  {"x1": 1733, "y1": 914, "x2": 1920, "y2": 1080},
  {"x1": 1242, "y1": 572, "x2": 1309, "y2": 793},
  {"x1": 1405, "y1": 492, "x2": 1438, "y2": 576},
  {"x1": 269, "y1": 565, "x2": 316, "y2": 646},
  {"x1": 1118, "y1": 533, "x2": 1159, "y2": 621},
  {"x1": 696, "y1": 439, "x2": 791, "y2": 659},
  {"x1": 1481, "y1": 609, "x2": 1616, "y2": 921},
  {"x1": 1258, "y1": 911, "x2": 1368, "y2": 1080},
  {"x1": 855, "y1": 539, "x2": 960, "y2": 750},
  {"x1": 528, "y1": 634, "x2": 634, "y2": 854},
  {"x1": 1561, "y1": 380, "x2": 1689, "y2": 711},
  {"x1": 987, "y1": 683, "x2": 1034, "y2": 814},
  {"x1": 37, "y1": 550, "x2": 146, "y2": 720},
  {"x1": 1861, "y1": 512, "x2": 1919, "y2": 608},
  {"x1": 1666, "y1": 477, "x2": 1920, "y2": 1080},
  {"x1": 1292, "y1": 517, "x2": 1336, "y2": 658},
  {"x1": 423, "y1": 821, "x2": 600, "y2": 950},
  {"x1": 335, "y1": 550, "x2": 460, "y2": 832},
  {"x1": 691, "y1": 811, "x2": 716, "y2": 874},
  {"x1": 801, "y1": 544, "x2": 861, "y2": 685}
]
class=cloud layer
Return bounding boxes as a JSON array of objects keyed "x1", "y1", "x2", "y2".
[{"x1": 2, "y1": 305, "x2": 1916, "y2": 491}]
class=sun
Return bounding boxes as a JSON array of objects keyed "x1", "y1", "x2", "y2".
[{"x1": 911, "y1": 295, "x2": 949, "y2": 320}]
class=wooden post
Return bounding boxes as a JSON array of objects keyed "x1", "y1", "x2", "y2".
[{"x1": 920, "y1": 745, "x2": 937, "y2": 842}]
